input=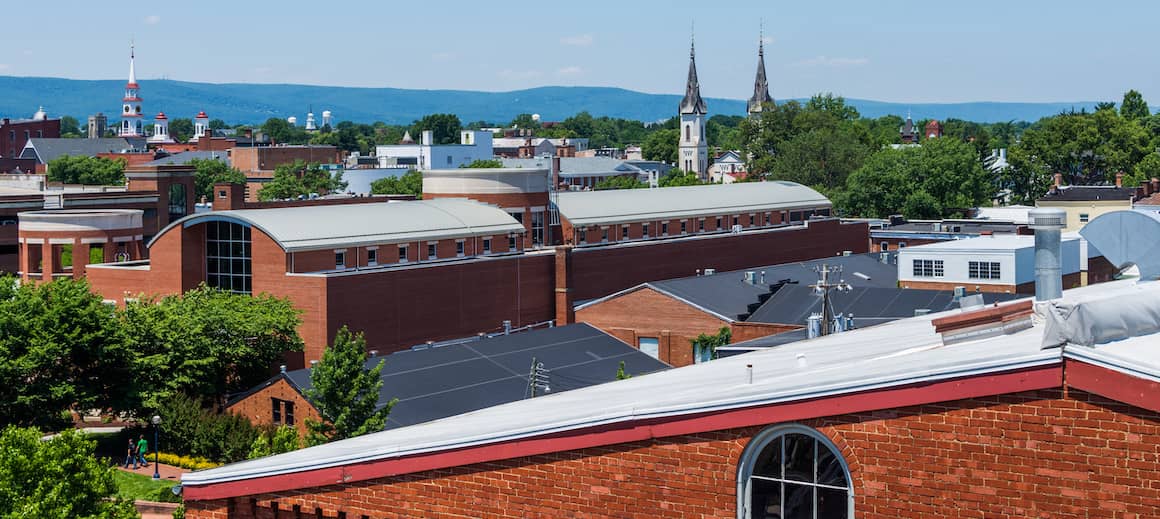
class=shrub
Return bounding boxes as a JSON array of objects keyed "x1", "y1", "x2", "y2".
[
  {"x1": 153, "y1": 393, "x2": 259, "y2": 463},
  {"x1": 154, "y1": 453, "x2": 221, "y2": 471}
]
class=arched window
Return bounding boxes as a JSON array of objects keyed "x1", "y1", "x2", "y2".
[
  {"x1": 737, "y1": 424, "x2": 852, "y2": 519},
  {"x1": 685, "y1": 125, "x2": 691, "y2": 141}
]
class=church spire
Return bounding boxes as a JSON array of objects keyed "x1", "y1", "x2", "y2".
[
  {"x1": 747, "y1": 26, "x2": 774, "y2": 116},
  {"x1": 679, "y1": 33, "x2": 707, "y2": 115},
  {"x1": 128, "y1": 42, "x2": 137, "y2": 87}
]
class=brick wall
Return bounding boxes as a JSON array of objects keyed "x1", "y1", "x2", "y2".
[
  {"x1": 185, "y1": 388, "x2": 1160, "y2": 519},
  {"x1": 227, "y1": 378, "x2": 319, "y2": 437},
  {"x1": 570, "y1": 219, "x2": 869, "y2": 301}
]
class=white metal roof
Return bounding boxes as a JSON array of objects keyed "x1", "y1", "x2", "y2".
[
  {"x1": 155, "y1": 198, "x2": 525, "y2": 252},
  {"x1": 555, "y1": 181, "x2": 830, "y2": 227},
  {"x1": 899, "y1": 234, "x2": 1078, "y2": 252}
]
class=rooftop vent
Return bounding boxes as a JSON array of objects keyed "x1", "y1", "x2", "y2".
[
  {"x1": 1028, "y1": 207, "x2": 1066, "y2": 301},
  {"x1": 743, "y1": 271, "x2": 758, "y2": 285},
  {"x1": 932, "y1": 300, "x2": 1033, "y2": 346},
  {"x1": 703, "y1": 268, "x2": 716, "y2": 276}
]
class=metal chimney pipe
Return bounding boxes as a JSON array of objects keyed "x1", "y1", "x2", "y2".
[{"x1": 1028, "y1": 207, "x2": 1066, "y2": 301}]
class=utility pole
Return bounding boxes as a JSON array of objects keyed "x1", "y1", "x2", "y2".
[
  {"x1": 809, "y1": 264, "x2": 852, "y2": 336},
  {"x1": 526, "y1": 357, "x2": 550, "y2": 398}
]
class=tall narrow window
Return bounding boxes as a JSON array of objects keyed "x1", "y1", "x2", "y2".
[
  {"x1": 737, "y1": 425, "x2": 852, "y2": 519},
  {"x1": 367, "y1": 248, "x2": 377, "y2": 266},
  {"x1": 168, "y1": 183, "x2": 187, "y2": 223},
  {"x1": 456, "y1": 241, "x2": 465, "y2": 257},
  {"x1": 483, "y1": 238, "x2": 492, "y2": 254},
  {"x1": 531, "y1": 211, "x2": 545, "y2": 246},
  {"x1": 642, "y1": 223, "x2": 649, "y2": 237},
  {"x1": 427, "y1": 243, "x2": 437, "y2": 260},
  {"x1": 335, "y1": 250, "x2": 346, "y2": 269},
  {"x1": 685, "y1": 125, "x2": 691, "y2": 141},
  {"x1": 398, "y1": 244, "x2": 409, "y2": 263},
  {"x1": 205, "y1": 221, "x2": 251, "y2": 294}
]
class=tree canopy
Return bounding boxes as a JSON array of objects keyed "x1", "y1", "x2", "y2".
[
  {"x1": 369, "y1": 169, "x2": 422, "y2": 197},
  {"x1": 258, "y1": 160, "x2": 348, "y2": 201},
  {"x1": 0, "y1": 427, "x2": 138, "y2": 518},
  {"x1": 595, "y1": 175, "x2": 647, "y2": 190},
  {"x1": 189, "y1": 158, "x2": 246, "y2": 202},
  {"x1": 461, "y1": 158, "x2": 504, "y2": 168},
  {"x1": 305, "y1": 327, "x2": 396, "y2": 446},
  {"x1": 642, "y1": 128, "x2": 679, "y2": 164},
  {"x1": 46, "y1": 155, "x2": 126, "y2": 185},
  {"x1": 839, "y1": 136, "x2": 991, "y2": 218},
  {"x1": 411, "y1": 113, "x2": 462, "y2": 145}
]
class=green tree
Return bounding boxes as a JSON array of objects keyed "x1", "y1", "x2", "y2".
[
  {"x1": 59, "y1": 115, "x2": 83, "y2": 137},
  {"x1": 189, "y1": 158, "x2": 246, "y2": 202},
  {"x1": 615, "y1": 361, "x2": 631, "y2": 380},
  {"x1": 169, "y1": 118, "x2": 194, "y2": 143},
  {"x1": 411, "y1": 113, "x2": 462, "y2": 145},
  {"x1": 642, "y1": 128, "x2": 679, "y2": 164},
  {"x1": 248, "y1": 425, "x2": 302, "y2": 459},
  {"x1": 509, "y1": 113, "x2": 541, "y2": 131},
  {"x1": 305, "y1": 327, "x2": 396, "y2": 446},
  {"x1": 840, "y1": 137, "x2": 990, "y2": 218},
  {"x1": 258, "y1": 160, "x2": 348, "y2": 201},
  {"x1": 261, "y1": 118, "x2": 309, "y2": 145},
  {"x1": 595, "y1": 175, "x2": 647, "y2": 190},
  {"x1": 118, "y1": 285, "x2": 304, "y2": 410},
  {"x1": 46, "y1": 155, "x2": 126, "y2": 185},
  {"x1": 208, "y1": 119, "x2": 229, "y2": 130},
  {"x1": 1136, "y1": 152, "x2": 1160, "y2": 181},
  {"x1": 369, "y1": 169, "x2": 422, "y2": 197},
  {"x1": 658, "y1": 169, "x2": 702, "y2": 187},
  {"x1": 560, "y1": 111, "x2": 595, "y2": 137},
  {"x1": 0, "y1": 278, "x2": 130, "y2": 428},
  {"x1": 154, "y1": 392, "x2": 259, "y2": 463},
  {"x1": 461, "y1": 159, "x2": 504, "y2": 168},
  {"x1": 0, "y1": 427, "x2": 138, "y2": 519}
]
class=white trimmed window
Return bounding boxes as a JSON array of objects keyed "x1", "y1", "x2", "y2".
[
  {"x1": 912, "y1": 259, "x2": 943, "y2": 277},
  {"x1": 483, "y1": 238, "x2": 492, "y2": 254},
  {"x1": 737, "y1": 425, "x2": 852, "y2": 519},
  {"x1": 367, "y1": 247, "x2": 378, "y2": 266},
  {"x1": 968, "y1": 261, "x2": 1001, "y2": 280},
  {"x1": 334, "y1": 250, "x2": 346, "y2": 269},
  {"x1": 427, "y1": 243, "x2": 437, "y2": 260},
  {"x1": 398, "y1": 244, "x2": 409, "y2": 263}
]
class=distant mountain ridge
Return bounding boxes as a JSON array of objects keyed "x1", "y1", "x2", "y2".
[{"x1": 0, "y1": 75, "x2": 1100, "y2": 126}]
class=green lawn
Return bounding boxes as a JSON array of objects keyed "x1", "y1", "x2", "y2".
[{"x1": 111, "y1": 469, "x2": 181, "y2": 503}]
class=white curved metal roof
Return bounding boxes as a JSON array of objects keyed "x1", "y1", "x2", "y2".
[
  {"x1": 156, "y1": 198, "x2": 525, "y2": 252},
  {"x1": 555, "y1": 181, "x2": 831, "y2": 227}
]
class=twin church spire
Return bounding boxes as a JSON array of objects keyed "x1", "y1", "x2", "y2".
[{"x1": 678, "y1": 28, "x2": 775, "y2": 120}]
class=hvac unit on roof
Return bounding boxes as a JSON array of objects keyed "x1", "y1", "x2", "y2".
[
  {"x1": 743, "y1": 271, "x2": 758, "y2": 285},
  {"x1": 731, "y1": 224, "x2": 743, "y2": 233},
  {"x1": 703, "y1": 268, "x2": 716, "y2": 276}
]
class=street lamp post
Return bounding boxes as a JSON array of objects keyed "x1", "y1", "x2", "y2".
[{"x1": 151, "y1": 415, "x2": 161, "y2": 480}]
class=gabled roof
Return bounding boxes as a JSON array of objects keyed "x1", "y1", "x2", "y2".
[
  {"x1": 20, "y1": 138, "x2": 139, "y2": 164},
  {"x1": 235, "y1": 324, "x2": 670, "y2": 429},
  {"x1": 143, "y1": 151, "x2": 229, "y2": 166},
  {"x1": 1038, "y1": 186, "x2": 1136, "y2": 202},
  {"x1": 747, "y1": 284, "x2": 1019, "y2": 327},
  {"x1": 579, "y1": 253, "x2": 901, "y2": 322},
  {"x1": 555, "y1": 181, "x2": 829, "y2": 227},
  {"x1": 152, "y1": 198, "x2": 525, "y2": 252}
]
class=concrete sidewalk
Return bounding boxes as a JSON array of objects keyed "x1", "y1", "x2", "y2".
[{"x1": 117, "y1": 461, "x2": 187, "y2": 481}]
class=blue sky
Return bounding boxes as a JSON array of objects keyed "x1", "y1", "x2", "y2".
[{"x1": 3, "y1": 0, "x2": 1156, "y2": 103}]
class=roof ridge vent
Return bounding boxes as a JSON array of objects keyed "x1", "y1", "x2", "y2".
[{"x1": 932, "y1": 300, "x2": 1033, "y2": 346}]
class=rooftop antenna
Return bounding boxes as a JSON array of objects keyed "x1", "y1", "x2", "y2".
[
  {"x1": 525, "y1": 357, "x2": 551, "y2": 398},
  {"x1": 809, "y1": 263, "x2": 852, "y2": 337}
]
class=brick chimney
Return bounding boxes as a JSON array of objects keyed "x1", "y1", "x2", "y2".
[
  {"x1": 554, "y1": 245, "x2": 575, "y2": 325},
  {"x1": 931, "y1": 300, "x2": 1033, "y2": 346},
  {"x1": 1053, "y1": 173, "x2": 1063, "y2": 189},
  {"x1": 212, "y1": 182, "x2": 246, "y2": 211},
  {"x1": 1115, "y1": 171, "x2": 1123, "y2": 188},
  {"x1": 1152, "y1": 178, "x2": 1159, "y2": 195}
]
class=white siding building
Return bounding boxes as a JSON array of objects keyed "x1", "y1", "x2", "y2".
[
  {"x1": 375, "y1": 130, "x2": 493, "y2": 171},
  {"x1": 897, "y1": 235, "x2": 1082, "y2": 294}
]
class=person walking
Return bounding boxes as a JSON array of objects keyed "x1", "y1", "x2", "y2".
[
  {"x1": 136, "y1": 434, "x2": 150, "y2": 468},
  {"x1": 123, "y1": 438, "x2": 138, "y2": 469}
]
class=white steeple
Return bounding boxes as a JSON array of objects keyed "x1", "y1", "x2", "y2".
[
  {"x1": 119, "y1": 42, "x2": 144, "y2": 137},
  {"x1": 128, "y1": 43, "x2": 137, "y2": 86},
  {"x1": 678, "y1": 30, "x2": 708, "y2": 178}
]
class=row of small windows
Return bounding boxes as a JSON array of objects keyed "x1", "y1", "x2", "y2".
[
  {"x1": 576, "y1": 209, "x2": 830, "y2": 245},
  {"x1": 912, "y1": 259, "x2": 944, "y2": 278},
  {"x1": 331, "y1": 238, "x2": 513, "y2": 270}
]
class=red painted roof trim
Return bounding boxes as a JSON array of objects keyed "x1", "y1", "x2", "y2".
[
  {"x1": 1065, "y1": 358, "x2": 1160, "y2": 414},
  {"x1": 185, "y1": 364, "x2": 1061, "y2": 500}
]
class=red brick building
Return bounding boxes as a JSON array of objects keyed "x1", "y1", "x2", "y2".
[
  {"x1": 1, "y1": 115, "x2": 60, "y2": 159},
  {"x1": 180, "y1": 278, "x2": 1160, "y2": 518},
  {"x1": 230, "y1": 146, "x2": 341, "y2": 201},
  {"x1": 85, "y1": 176, "x2": 867, "y2": 366}
]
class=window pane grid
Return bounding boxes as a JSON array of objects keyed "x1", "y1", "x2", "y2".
[{"x1": 206, "y1": 221, "x2": 251, "y2": 294}]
